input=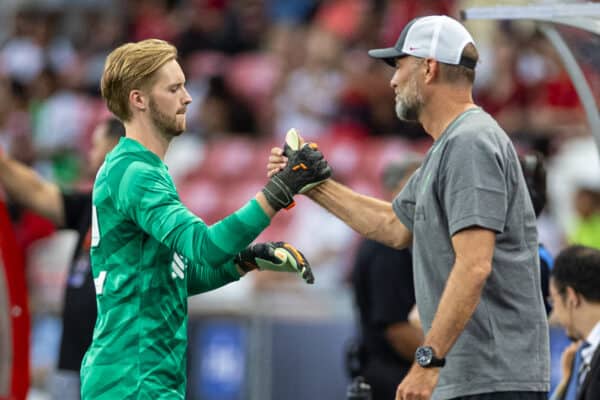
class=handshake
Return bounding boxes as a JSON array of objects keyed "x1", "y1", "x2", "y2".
[
  {"x1": 243, "y1": 129, "x2": 331, "y2": 284},
  {"x1": 261, "y1": 129, "x2": 331, "y2": 211}
]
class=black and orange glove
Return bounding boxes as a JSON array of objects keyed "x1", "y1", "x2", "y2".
[
  {"x1": 262, "y1": 129, "x2": 332, "y2": 211},
  {"x1": 235, "y1": 241, "x2": 315, "y2": 284}
]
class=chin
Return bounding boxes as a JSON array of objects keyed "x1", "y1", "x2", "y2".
[{"x1": 175, "y1": 116, "x2": 186, "y2": 134}]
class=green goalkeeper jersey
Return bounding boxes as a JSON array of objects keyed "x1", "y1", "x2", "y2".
[{"x1": 81, "y1": 137, "x2": 270, "y2": 399}]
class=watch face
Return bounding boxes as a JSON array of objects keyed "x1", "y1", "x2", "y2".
[{"x1": 416, "y1": 346, "x2": 433, "y2": 366}]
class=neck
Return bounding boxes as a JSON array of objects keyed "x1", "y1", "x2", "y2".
[
  {"x1": 579, "y1": 305, "x2": 600, "y2": 339},
  {"x1": 419, "y1": 84, "x2": 477, "y2": 141},
  {"x1": 124, "y1": 117, "x2": 171, "y2": 160}
]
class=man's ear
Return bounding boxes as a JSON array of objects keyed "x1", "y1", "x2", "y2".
[
  {"x1": 129, "y1": 89, "x2": 147, "y2": 113},
  {"x1": 424, "y1": 58, "x2": 438, "y2": 84},
  {"x1": 566, "y1": 286, "x2": 580, "y2": 308}
]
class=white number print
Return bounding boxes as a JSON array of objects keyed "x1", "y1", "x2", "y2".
[
  {"x1": 91, "y1": 205, "x2": 100, "y2": 247},
  {"x1": 94, "y1": 271, "x2": 107, "y2": 295}
]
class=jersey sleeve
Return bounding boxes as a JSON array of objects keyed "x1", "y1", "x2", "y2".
[
  {"x1": 187, "y1": 259, "x2": 241, "y2": 296},
  {"x1": 439, "y1": 131, "x2": 507, "y2": 236},
  {"x1": 115, "y1": 160, "x2": 270, "y2": 267}
]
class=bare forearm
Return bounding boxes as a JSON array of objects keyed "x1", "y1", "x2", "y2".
[
  {"x1": 424, "y1": 261, "x2": 490, "y2": 357},
  {"x1": 306, "y1": 180, "x2": 411, "y2": 249},
  {"x1": 0, "y1": 156, "x2": 64, "y2": 225},
  {"x1": 386, "y1": 322, "x2": 424, "y2": 361}
]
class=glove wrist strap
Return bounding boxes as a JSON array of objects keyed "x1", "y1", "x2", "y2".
[
  {"x1": 234, "y1": 253, "x2": 257, "y2": 273},
  {"x1": 262, "y1": 176, "x2": 295, "y2": 211}
]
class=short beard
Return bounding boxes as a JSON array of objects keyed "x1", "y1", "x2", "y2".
[
  {"x1": 149, "y1": 98, "x2": 184, "y2": 138},
  {"x1": 395, "y1": 76, "x2": 423, "y2": 122}
]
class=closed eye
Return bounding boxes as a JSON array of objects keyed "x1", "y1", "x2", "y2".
[{"x1": 169, "y1": 83, "x2": 185, "y2": 93}]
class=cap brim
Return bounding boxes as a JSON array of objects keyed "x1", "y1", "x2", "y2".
[{"x1": 368, "y1": 47, "x2": 405, "y2": 67}]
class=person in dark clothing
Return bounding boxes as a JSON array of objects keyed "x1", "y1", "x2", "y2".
[
  {"x1": 519, "y1": 151, "x2": 553, "y2": 314},
  {"x1": 351, "y1": 157, "x2": 424, "y2": 400},
  {"x1": 0, "y1": 118, "x2": 125, "y2": 399}
]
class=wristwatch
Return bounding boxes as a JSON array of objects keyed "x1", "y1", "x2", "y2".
[{"x1": 415, "y1": 346, "x2": 446, "y2": 368}]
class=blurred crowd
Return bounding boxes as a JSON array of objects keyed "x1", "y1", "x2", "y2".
[{"x1": 0, "y1": 0, "x2": 599, "y2": 396}]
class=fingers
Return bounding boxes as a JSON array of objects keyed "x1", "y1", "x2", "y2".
[
  {"x1": 280, "y1": 242, "x2": 315, "y2": 284},
  {"x1": 267, "y1": 147, "x2": 287, "y2": 177},
  {"x1": 301, "y1": 264, "x2": 315, "y2": 284},
  {"x1": 286, "y1": 244, "x2": 314, "y2": 284},
  {"x1": 271, "y1": 146, "x2": 284, "y2": 157}
]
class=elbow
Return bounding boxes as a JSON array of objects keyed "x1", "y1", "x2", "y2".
[
  {"x1": 385, "y1": 215, "x2": 410, "y2": 250},
  {"x1": 388, "y1": 235, "x2": 409, "y2": 250},
  {"x1": 471, "y1": 260, "x2": 492, "y2": 285},
  {"x1": 456, "y1": 256, "x2": 492, "y2": 287}
]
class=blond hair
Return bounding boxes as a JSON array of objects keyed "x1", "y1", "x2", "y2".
[{"x1": 101, "y1": 39, "x2": 177, "y2": 121}]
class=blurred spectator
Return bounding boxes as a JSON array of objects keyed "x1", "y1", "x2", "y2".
[
  {"x1": 570, "y1": 183, "x2": 600, "y2": 249},
  {"x1": 74, "y1": 10, "x2": 126, "y2": 96},
  {"x1": 474, "y1": 29, "x2": 528, "y2": 134},
  {"x1": 197, "y1": 75, "x2": 259, "y2": 140},
  {"x1": 519, "y1": 151, "x2": 553, "y2": 314},
  {"x1": 0, "y1": 8, "x2": 76, "y2": 84},
  {"x1": 0, "y1": 78, "x2": 31, "y2": 161},
  {"x1": 273, "y1": 25, "x2": 345, "y2": 139},
  {"x1": 547, "y1": 136, "x2": 599, "y2": 248},
  {"x1": 177, "y1": 0, "x2": 267, "y2": 57},
  {"x1": 519, "y1": 28, "x2": 585, "y2": 136},
  {"x1": 0, "y1": 118, "x2": 124, "y2": 399},
  {"x1": 28, "y1": 67, "x2": 95, "y2": 186},
  {"x1": 349, "y1": 156, "x2": 424, "y2": 400},
  {"x1": 129, "y1": 0, "x2": 178, "y2": 42}
]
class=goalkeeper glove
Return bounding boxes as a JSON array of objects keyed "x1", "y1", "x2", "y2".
[
  {"x1": 262, "y1": 129, "x2": 332, "y2": 211},
  {"x1": 235, "y1": 241, "x2": 315, "y2": 284}
]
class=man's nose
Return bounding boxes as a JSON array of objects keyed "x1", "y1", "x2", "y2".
[
  {"x1": 390, "y1": 70, "x2": 399, "y2": 90},
  {"x1": 182, "y1": 87, "x2": 192, "y2": 105}
]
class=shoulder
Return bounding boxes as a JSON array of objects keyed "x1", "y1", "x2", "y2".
[
  {"x1": 96, "y1": 146, "x2": 168, "y2": 206},
  {"x1": 440, "y1": 110, "x2": 513, "y2": 166},
  {"x1": 446, "y1": 110, "x2": 507, "y2": 147},
  {"x1": 105, "y1": 145, "x2": 164, "y2": 187}
]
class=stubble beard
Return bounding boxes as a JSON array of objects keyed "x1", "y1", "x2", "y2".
[{"x1": 149, "y1": 97, "x2": 185, "y2": 138}]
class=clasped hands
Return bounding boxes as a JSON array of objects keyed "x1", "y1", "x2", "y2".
[{"x1": 240, "y1": 129, "x2": 332, "y2": 284}]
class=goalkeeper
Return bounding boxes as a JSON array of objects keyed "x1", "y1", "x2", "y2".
[{"x1": 80, "y1": 39, "x2": 330, "y2": 400}]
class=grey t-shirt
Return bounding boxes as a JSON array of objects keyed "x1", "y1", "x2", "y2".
[{"x1": 393, "y1": 108, "x2": 549, "y2": 399}]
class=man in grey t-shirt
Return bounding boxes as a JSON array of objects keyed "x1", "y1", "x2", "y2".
[{"x1": 267, "y1": 15, "x2": 549, "y2": 400}]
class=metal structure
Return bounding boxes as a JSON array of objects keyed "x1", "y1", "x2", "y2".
[{"x1": 462, "y1": 2, "x2": 600, "y2": 159}]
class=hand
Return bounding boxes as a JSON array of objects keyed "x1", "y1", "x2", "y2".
[
  {"x1": 395, "y1": 364, "x2": 440, "y2": 400},
  {"x1": 234, "y1": 241, "x2": 315, "y2": 284},
  {"x1": 266, "y1": 128, "x2": 305, "y2": 177},
  {"x1": 560, "y1": 341, "x2": 581, "y2": 380},
  {"x1": 262, "y1": 129, "x2": 331, "y2": 210},
  {"x1": 267, "y1": 146, "x2": 287, "y2": 178}
]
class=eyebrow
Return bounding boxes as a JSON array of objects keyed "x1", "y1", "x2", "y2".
[{"x1": 168, "y1": 81, "x2": 185, "y2": 89}]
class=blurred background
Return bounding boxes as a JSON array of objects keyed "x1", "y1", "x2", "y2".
[{"x1": 0, "y1": 0, "x2": 599, "y2": 399}]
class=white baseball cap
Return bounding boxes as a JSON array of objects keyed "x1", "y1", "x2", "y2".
[{"x1": 368, "y1": 15, "x2": 477, "y2": 69}]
